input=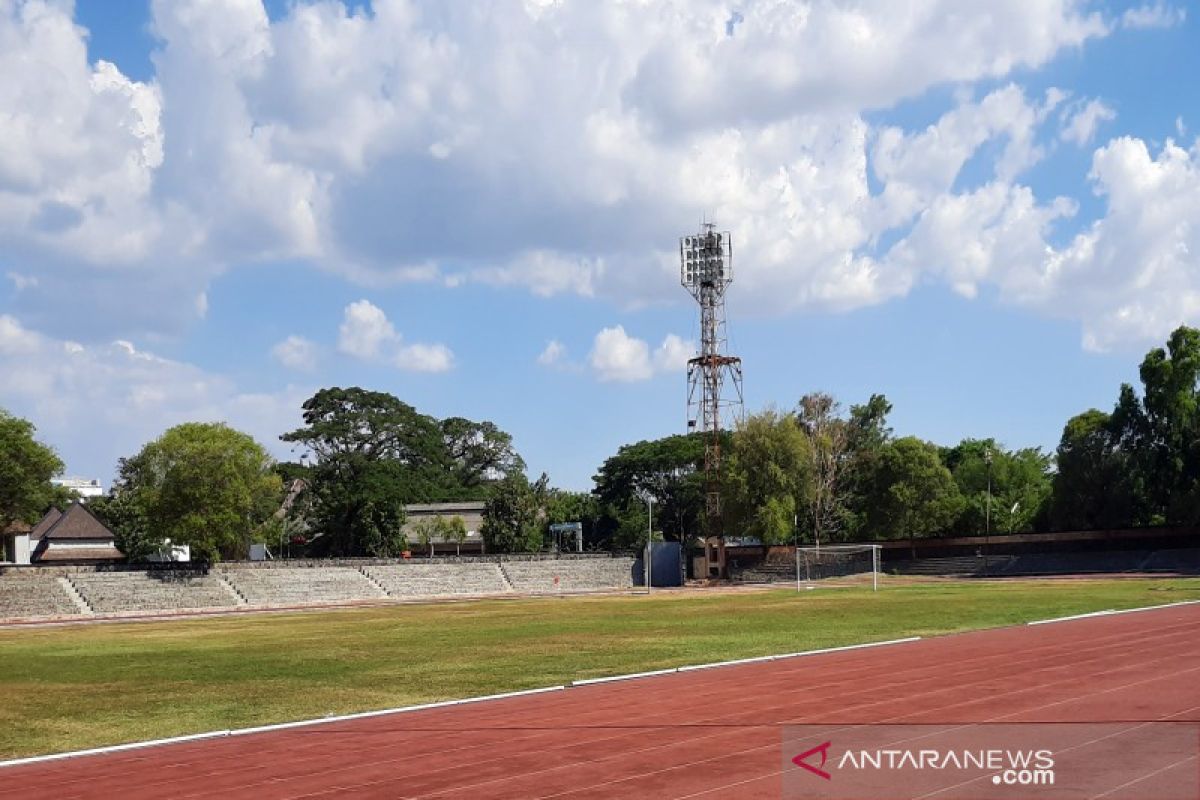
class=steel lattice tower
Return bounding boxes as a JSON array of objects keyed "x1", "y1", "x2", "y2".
[{"x1": 681, "y1": 224, "x2": 744, "y2": 568}]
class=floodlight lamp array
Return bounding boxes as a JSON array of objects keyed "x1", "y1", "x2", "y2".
[{"x1": 680, "y1": 228, "x2": 732, "y2": 289}]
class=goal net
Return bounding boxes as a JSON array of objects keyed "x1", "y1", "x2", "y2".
[{"x1": 796, "y1": 544, "x2": 882, "y2": 591}]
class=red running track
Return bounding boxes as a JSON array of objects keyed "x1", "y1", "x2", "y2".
[{"x1": 2, "y1": 604, "x2": 1199, "y2": 799}]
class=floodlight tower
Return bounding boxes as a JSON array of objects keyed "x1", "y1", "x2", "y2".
[{"x1": 680, "y1": 223, "x2": 744, "y2": 577}]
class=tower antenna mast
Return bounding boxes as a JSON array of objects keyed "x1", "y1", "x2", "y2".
[{"x1": 680, "y1": 223, "x2": 744, "y2": 578}]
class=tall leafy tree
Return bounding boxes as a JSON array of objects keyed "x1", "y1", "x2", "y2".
[
  {"x1": 111, "y1": 422, "x2": 282, "y2": 561},
  {"x1": 1050, "y1": 326, "x2": 1200, "y2": 530},
  {"x1": 840, "y1": 394, "x2": 894, "y2": 540},
  {"x1": 1049, "y1": 409, "x2": 1140, "y2": 531},
  {"x1": 481, "y1": 473, "x2": 547, "y2": 553},
  {"x1": 592, "y1": 434, "x2": 706, "y2": 545},
  {"x1": 281, "y1": 388, "x2": 448, "y2": 555},
  {"x1": 941, "y1": 439, "x2": 1052, "y2": 535},
  {"x1": 864, "y1": 437, "x2": 962, "y2": 554},
  {"x1": 1133, "y1": 326, "x2": 1200, "y2": 524},
  {"x1": 726, "y1": 408, "x2": 811, "y2": 545},
  {"x1": 440, "y1": 417, "x2": 525, "y2": 495},
  {"x1": 0, "y1": 409, "x2": 64, "y2": 529}
]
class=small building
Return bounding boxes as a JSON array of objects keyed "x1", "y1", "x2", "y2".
[
  {"x1": 403, "y1": 501, "x2": 486, "y2": 554},
  {"x1": 50, "y1": 477, "x2": 105, "y2": 501},
  {"x1": 1, "y1": 519, "x2": 33, "y2": 564},
  {"x1": 29, "y1": 503, "x2": 123, "y2": 564}
]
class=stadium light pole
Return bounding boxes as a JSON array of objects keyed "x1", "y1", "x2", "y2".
[
  {"x1": 984, "y1": 447, "x2": 993, "y2": 576},
  {"x1": 645, "y1": 496, "x2": 654, "y2": 595}
]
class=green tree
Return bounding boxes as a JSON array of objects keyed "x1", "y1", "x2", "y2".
[
  {"x1": 840, "y1": 394, "x2": 894, "y2": 540},
  {"x1": 864, "y1": 437, "x2": 962, "y2": 555},
  {"x1": 412, "y1": 516, "x2": 444, "y2": 558},
  {"x1": 941, "y1": 439, "x2": 1052, "y2": 535},
  {"x1": 1049, "y1": 409, "x2": 1139, "y2": 530},
  {"x1": 440, "y1": 417, "x2": 525, "y2": 496},
  {"x1": 1132, "y1": 326, "x2": 1200, "y2": 524},
  {"x1": 0, "y1": 409, "x2": 65, "y2": 529},
  {"x1": 726, "y1": 408, "x2": 811, "y2": 544},
  {"x1": 545, "y1": 489, "x2": 601, "y2": 549},
  {"x1": 90, "y1": 492, "x2": 156, "y2": 562},
  {"x1": 481, "y1": 473, "x2": 547, "y2": 553},
  {"x1": 112, "y1": 422, "x2": 282, "y2": 561},
  {"x1": 1051, "y1": 326, "x2": 1200, "y2": 530},
  {"x1": 445, "y1": 515, "x2": 468, "y2": 556},
  {"x1": 281, "y1": 388, "x2": 446, "y2": 555},
  {"x1": 592, "y1": 434, "x2": 706, "y2": 545}
]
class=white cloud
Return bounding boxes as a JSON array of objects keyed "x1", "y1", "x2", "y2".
[
  {"x1": 537, "y1": 339, "x2": 567, "y2": 367},
  {"x1": 1121, "y1": 3, "x2": 1186, "y2": 29},
  {"x1": 2, "y1": 0, "x2": 1193, "y2": 354},
  {"x1": 1060, "y1": 99, "x2": 1116, "y2": 146},
  {"x1": 590, "y1": 326, "x2": 652, "y2": 382},
  {"x1": 394, "y1": 342, "x2": 454, "y2": 373},
  {"x1": 271, "y1": 335, "x2": 317, "y2": 371},
  {"x1": 589, "y1": 326, "x2": 692, "y2": 382},
  {"x1": 0, "y1": 0, "x2": 1122, "y2": 341},
  {"x1": 0, "y1": 313, "x2": 40, "y2": 355},
  {"x1": 1049, "y1": 137, "x2": 1200, "y2": 350},
  {"x1": 336, "y1": 299, "x2": 454, "y2": 372},
  {"x1": 0, "y1": 315, "x2": 308, "y2": 479},
  {"x1": 337, "y1": 299, "x2": 397, "y2": 360},
  {"x1": 654, "y1": 334, "x2": 694, "y2": 371},
  {"x1": 876, "y1": 134, "x2": 1200, "y2": 351}
]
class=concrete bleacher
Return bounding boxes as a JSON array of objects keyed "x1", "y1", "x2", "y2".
[
  {"x1": 363, "y1": 563, "x2": 509, "y2": 597},
  {"x1": 501, "y1": 558, "x2": 634, "y2": 593},
  {"x1": 221, "y1": 566, "x2": 385, "y2": 606},
  {"x1": 0, "y1": 572, "x2": 80, "y2": 618},
  {"x1": 70, "y1": 570, "x2": 238, "y2": 613},
  {"x1": 888, "y1": 548, "x2": 1200, "y2": 577}
]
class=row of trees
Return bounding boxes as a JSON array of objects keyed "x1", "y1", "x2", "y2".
[
  {"x1": 587, "y1": 394, "x2": 1053, "y2": 551},
  {"x1": 5, "y1": 325, "x2": 1199, "y2": 560}
]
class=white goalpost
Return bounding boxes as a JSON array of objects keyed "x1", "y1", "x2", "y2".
[{"x1": 795, "y1": 544, "x2": 882, "y2": 591}]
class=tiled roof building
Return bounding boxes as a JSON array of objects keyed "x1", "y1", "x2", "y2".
[{"x1": 30, "y1": 503, "x2": 123, "y2": 564}]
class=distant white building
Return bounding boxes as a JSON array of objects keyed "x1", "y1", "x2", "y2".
[{"x1": 51, "y1": 477, "x2": 104, "y2": 500}]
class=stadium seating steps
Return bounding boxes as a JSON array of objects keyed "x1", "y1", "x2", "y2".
[
  {"x1": 70, "y1": 571, "x2": 237, "y2": 613},
  {"x1": 0, "y1": 572, "x2": 80, "y2": 618},
  {"x1": 0, "y1": 557, "x2": 638, "y2": 618},
  {"x1": 363, "y1": 563, "x2": 509, "y2": 597},
  {"x1": 219, "y1": 566, "x2": 385, "y2": 606},
  {"x1": 500, "y1": 558, "x2": 634, "y2": 593}
]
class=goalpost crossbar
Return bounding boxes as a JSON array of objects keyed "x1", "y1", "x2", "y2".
[{"x1": 795, "y1": 544, "x2": 882, "y2": 591}]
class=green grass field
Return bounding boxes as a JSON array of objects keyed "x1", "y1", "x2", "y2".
[{"x1": 3, "y1": 577, "x2": 1199, "y2": 760}]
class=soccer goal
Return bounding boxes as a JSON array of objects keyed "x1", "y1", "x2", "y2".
[{"x1": 796, "y1": 544, "x2": 882, "y2": 591}]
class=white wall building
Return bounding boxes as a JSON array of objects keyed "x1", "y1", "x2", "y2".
[{"x1": 51, "y1": 477, "x2": 105, "y2": 500}]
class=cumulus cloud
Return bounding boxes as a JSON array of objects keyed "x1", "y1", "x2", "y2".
[
  {"x1": 0, "y1": 315, "x2": 308, "y2": 479},
  {"x1": 0, "y1": 0, "x2": 1192, "y2": 353},
  {"x1": 336, "y1": 299, "x2": 454, "y2": 372},
  {"x1": 1060, "y1": 99, "x2": 1117, "y2": 146},
  {"x1": 589, "y1": 326, "x2": 692, "y2": 382},
  {"x1": 0, "y1": 0, "x2": 1123, "y2": 339},
  {"x1": 337, "y1": 300, "x2": 397, "y2": 360},
  {"x1": 875, "y1": 134, "x2": 1200, "y2": 351},
  {"x1": 654, "y1": 334, "x2": 694, "y2": 371},
  {"x1": 271, "y1": 335, "x2": 318, "y2": 371},
  {"x1": 590, "y1": 326, "x2": 652, "y2": 382}
]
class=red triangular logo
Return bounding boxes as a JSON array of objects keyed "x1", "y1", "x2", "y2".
[{"x1": 792, "y1": 741, "x2": 832, "y2": 780}]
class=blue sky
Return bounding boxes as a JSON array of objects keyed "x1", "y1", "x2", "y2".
[{"x1": 1, "y1": 1, "x2": 1198, "y2": 491}]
